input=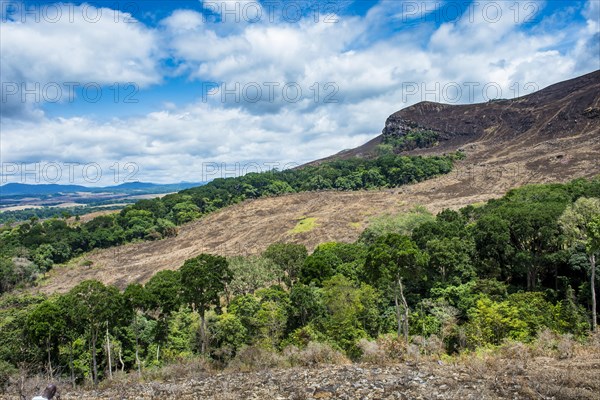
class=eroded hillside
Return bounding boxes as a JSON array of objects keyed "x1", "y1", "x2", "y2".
[{"x1": 39, "y1": 71, "x2": 600, "y2": 293}]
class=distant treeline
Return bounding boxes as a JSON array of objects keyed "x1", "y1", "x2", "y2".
[
  {"x1": 0, "y1": 153, "x2": 461, "y2": 293},
  {"x1": 0, "y1": 204, "x2": 127, "y2": 225}
]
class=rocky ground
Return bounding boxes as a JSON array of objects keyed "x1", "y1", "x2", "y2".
[{"x1": 6, "y1": 352, "x2": 599, "y2": 400}]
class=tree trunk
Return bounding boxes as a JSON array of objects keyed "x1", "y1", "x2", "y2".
[
  {"x1": 398, "y1": 278, "x2": 409, "y2": 344},
  {"x1": 91, "y1": 330, "x2": 98, "y2": 386},
  {"x1": 527, "y1": 267, "x2": 538, "y2": 291},
  {"x1": 69, "y1": 341, "x2": 75, "y2": 387},
  {"x1": 134, "y1": 313, "x2": 141, "y2": 377},
  {"x1": 393, "y1": 290, "x2": 402, "y2": 339},
  {"x1": 200, "y1": 309, "x2": 207, "y2": 354},
  {"x1": 591, "y1": 254, "x2": 597, "y2": 332},
  {"x1": 133, "y1": 311, "x2": 142, "y2": 377},
  {"x1": 119, "y1": 348, "x2": 125, "y2": 372},
  {"x1": 46, "y1": 338, "x2": 53, "y2": 380},
  {"x1": 106, "y1": 327, "x2": 113, "y2": 379}
]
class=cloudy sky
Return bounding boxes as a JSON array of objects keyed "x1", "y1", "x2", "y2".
[{"x1": 1, "y1": 0, "x2": 598, "y2": 185}]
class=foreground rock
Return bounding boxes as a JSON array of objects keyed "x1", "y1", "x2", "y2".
[{"x1": 6, "y1": 354, "x2": 598, "y2": 400}]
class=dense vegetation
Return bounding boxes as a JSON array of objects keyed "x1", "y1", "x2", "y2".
[
  {"x1": 0, "y1": 204, "x2": 126, "y2": 225},
  {"x1": 1, "y1": 177, "x2": 599, "y2": 389},
  {"x1": 0, "y1": 153, "x2": 460, "y2": 292},
  {"x1": 378, "y1": 129, "x2": 440, "y2": 155}
]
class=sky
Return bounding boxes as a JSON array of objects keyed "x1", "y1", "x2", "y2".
[{"x1": 0, "y1": 0, "x2": 599, "y2": 185}]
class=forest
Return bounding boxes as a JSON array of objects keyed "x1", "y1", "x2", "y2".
[
  {"x1": 0, "y1": 152, "x2": 460, "y2": 293},
  {"x1": 0, "y1": 176, "x2": 599, "y2": 389}
]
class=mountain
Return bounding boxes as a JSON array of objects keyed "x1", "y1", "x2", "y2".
[
  {"x1": 40, "y1": 71, "x2": 600, "y2": 293},
  {"x1": 0, "y1": 183, "x2": 89, "y2": 196},
  {"x1": 313, "y1": 69, "x2": 600, "y2": 164},
  {"x1": 0, "y1": 181, "x2": 204, "y2": 197}
]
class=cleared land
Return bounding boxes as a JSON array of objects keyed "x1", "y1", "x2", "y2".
[{"x1": 39, "y1": 127, "x2": 600, "y2": 293}]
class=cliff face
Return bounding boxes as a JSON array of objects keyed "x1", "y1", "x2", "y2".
[
  {"x1": 381, "y1": 70, "x2": 600, "y2": 148},
  {"x1": 309, "y1": 70, "x2": 600, "y2": 165}
]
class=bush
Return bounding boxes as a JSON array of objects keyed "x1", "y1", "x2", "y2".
[
  {"x1": 284, "y1": 342, "x2": 349, "y2": 367},
  {"x1": 0, "y1": 360, "x2": 16, "y2": 392},
  {"x1": 356, "y1": 339, "x2": 385, "y2": 363},
  {"x1": 227, "y1": 345, "x2": 286, "y2": 372}
]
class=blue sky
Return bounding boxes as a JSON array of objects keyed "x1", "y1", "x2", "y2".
[{"x1": 1, "y1": 0, "x2": 599, "y2": 185}]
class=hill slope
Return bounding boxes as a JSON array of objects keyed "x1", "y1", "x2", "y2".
[{"x1": 39, "y1": 71, "x2": 600, "y2": 293}]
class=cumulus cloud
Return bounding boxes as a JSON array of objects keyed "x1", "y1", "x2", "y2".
[
  {"x1": 1, "y1": 0, "x2": 598, "y2": 184},
  {"x1": 0, "y1": 2, "x2": 163, "y2": 119}
]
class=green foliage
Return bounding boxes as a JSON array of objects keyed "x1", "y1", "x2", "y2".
[
  {"x1": 1, "y1": 177, "x2": 600, "y2": 383},
  {"x1": 180, "y1": 254, "x2": 232, "y2": 353},
  {"x1": 209, "y1": 313, "x2": 247, "y2": 361},
  {"x1": 227, "y1": 255, "x2": 281, "y2": 296},
  {"x1": 360, "y1": 206, "x2": 434, "y2": 245},
  {"x1": 180, "y1": 254, "x2": 232, "y2": 316},
  {"x1": 383, "y1": 129, "x2": 440, "y2": 152},
  {"x1": 263, "y1": 242, "x2": 308, "y2": 285},
  {"x1": 289, "y1": 217, "x2": 318, "y2": 234},
  {"x1": 364, "y1": 234, "x2": 428, "y2": 293}
]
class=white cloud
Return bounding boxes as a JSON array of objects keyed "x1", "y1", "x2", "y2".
[
  {"x1": 0, "y1": 3, "x2": 163, "y2": 118},
  {"x1": 1, "y1": 0, "x2": 598, "y2": 184}
]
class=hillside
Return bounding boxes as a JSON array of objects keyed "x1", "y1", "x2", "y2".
[
  {"x1": 313, "y1": 70, "x2": 600, "y2": 163},
  {"x1": 39, "y1": 71, "x2": 600, "y2": 293}
]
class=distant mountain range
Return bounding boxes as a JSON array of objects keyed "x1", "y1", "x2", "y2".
[{"x1": 0, "y1": 181, "x2": 204, "y2": 197}]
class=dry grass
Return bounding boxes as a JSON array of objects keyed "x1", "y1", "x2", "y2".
[
  {"x1": 35, "y1": 124, "x2": 600, "y2": 293},
  {"x1": 6, "y1": 337, "x2": 599, "y2": 399}
]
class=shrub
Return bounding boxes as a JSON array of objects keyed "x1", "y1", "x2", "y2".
[
  {"x1": 0, "y1": 360, "x2": 16, "y2": 392},
  {"x1": 356, "y1": 339, "x2": 385, "y2": 363},
  {"x1": 227, "y1": 345, "x2": 286, "y2": 372},
  {"x1": 284, "y1": 342, "x2": 349, "y2": 367}
]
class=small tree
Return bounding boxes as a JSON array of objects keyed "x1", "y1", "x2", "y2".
[
  {"x1": 124, "y1": 283, "x2": 151, "y2": 376},
  {"x1": 67, "y1": 280, "x2": 126, "y2": 385},
  {"x1": 180, "y1": 254, "x2": 232, "y2": 354},
  {"x1": 364, "y1": 234, "x2": 428, "y2": 343},
  {"x1": 26, "y1": 300, "x2": 65, "y2": 379},
  {"x1": 263, "y1": 243, "x2": 308, "y2": 285},
  {"x1": 559, "y1": 197, "x2": 600, "y2": 331},
  {"x1": 145, "y1": 269, "x2": 182, "y2": 351}
]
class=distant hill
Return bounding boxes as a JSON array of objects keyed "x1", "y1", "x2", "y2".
[{"x1": 0, "y1": 181, "x2": 204, "y2": 197}]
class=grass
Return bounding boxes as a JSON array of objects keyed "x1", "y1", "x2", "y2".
[
  {"x1": 348, "y1": 221, "x2": 362, "y2": 230},
  {"x1": 289, "y1": 217, "x2": 318, "y2": 234}
]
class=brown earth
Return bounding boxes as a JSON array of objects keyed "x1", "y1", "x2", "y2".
[
  {"x1": 37, "y1": 70, "x2": 600, "y2": 293},
  {"x1": 5, "y1": 349, "x2": 600, "y2": 400}
]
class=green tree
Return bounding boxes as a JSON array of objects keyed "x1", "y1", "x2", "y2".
[
  {"x1": 364, "y1": 234, "x2": 428, "y2": 342},
  {"x1": 263, "y1": 243, "x2": 308, "y2": 285},
  {"x1": 180, "y1": 254, "x2": 232, "y2": 354},
  {"x1": 289, "y1": 283, "x2": 325, "y2": 329},
  {"x1": 145, "y1": 270, "x2": 182, "y2": 351},
  {"x1": 26, "y1": 300, "x2": 65, "y2": 379},
  {"x1": 66, "y1": 280, "x2": 127, "y2": 385},
  {"x1": 209, "y1": 313, "x2": 247, "y2": 361},
  {"x1": 559, "y1": 197, "x2": 600, "y2": 331},
  {"x1": 227, "y1": 255, "x2": 281, "y2": 297},
  {"x1": 426, "y1": 237, "x2": 475, "y2": 284},
  {"x1": 123, "y1": 283, "x2": 151, "y2": 375}
]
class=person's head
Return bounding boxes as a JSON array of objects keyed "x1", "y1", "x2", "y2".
[{"x1": 42, "y1": 384, "x2": 57, "y2": 399}]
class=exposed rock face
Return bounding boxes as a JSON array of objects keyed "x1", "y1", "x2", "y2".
[
  {"x1": 310, "y1": 69, "x2": 600, "y2": 164},
  {"x1": 381, "y1": 70, "x2": 600, "y2": 148},
  {"x1": 381, "y1": 116, "x2": 419, "y2": 138}
]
